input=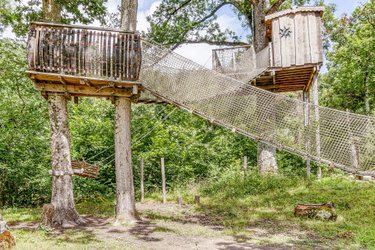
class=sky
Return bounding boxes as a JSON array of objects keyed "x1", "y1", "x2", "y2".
[{"x1": 2, "y1": 0, "x2": 367, "y2": 68}]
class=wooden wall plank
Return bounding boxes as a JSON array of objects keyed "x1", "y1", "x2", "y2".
[
  {"x1": 304, "y1": 13, "x2": 312, "y2": 64},
  {"x1": 272, "y1": 18, "x2": 282, "y2": 67},
  {"x1": 308, "y1": 13, "x2": 318, "y2": 63},
  {"x1": 294, "y1": 13, "x2": 305, "y2": 65},
  {"x1": 315, "y1": 13, "x2": 324, "y2": 63},
  {"x1": 279, "y1": 15, "x2": 291, "y2": 67}
]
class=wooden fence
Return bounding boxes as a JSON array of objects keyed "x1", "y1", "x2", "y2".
[{"x1": 28, "y1": 22, "x2": 142, "y2": 82}]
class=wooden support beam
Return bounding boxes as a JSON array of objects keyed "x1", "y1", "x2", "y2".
[
  {"x1": 34, "y1": 82, "x2": 133, "y2": 97},
  {"x1": 304, "y1": 67, "x2": 317, "y2": 92}
]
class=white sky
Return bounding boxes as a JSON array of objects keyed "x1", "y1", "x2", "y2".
[{"x1": 2, "y1": 0, "x2": 366, "y2": 69}]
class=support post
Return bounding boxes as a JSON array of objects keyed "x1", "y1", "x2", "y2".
[
  {"x1": 311, "y1": 75, "x2": 322, "y2": 179},
  {"x1": 303, "y1": 90, "x2": 311, "y2": 178},
  {"x1": 140, "y1": 158, "x2": 144, "y2": 203},
  {"x1": 115, "y1": 97, "x2": 137, "y2": 222},
  {"x1": 161, "y1": 158, "x2": 166, "y2": 204},
  {"x1": 243, "y1": 156, "x2": 248, "y2": 177},
  {"x1": 346, "y1": 109, "x2": 359, "y2": 170},
  {"x1": 47, "y1": 94, "x2": 83, "y2": 226}
]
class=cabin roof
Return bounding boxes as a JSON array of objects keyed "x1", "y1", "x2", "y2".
[{"x1": 265, "y1": 6, "x2": 325, "y2": 21}]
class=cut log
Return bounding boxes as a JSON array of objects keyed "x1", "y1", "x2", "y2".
[
  {"x1": 0, "y1": 216, "x2": 15, "y2": 250},
  {"x1": 0, "y1": 231, "x2": 16, "y2": 250},
  {"x1": 294, "y1": 202, "x2": 337, "y2": 220}
]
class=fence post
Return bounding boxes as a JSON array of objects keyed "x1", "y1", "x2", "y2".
[
  {"x1": 161, "y1": 157, "x2": 166, "y2": 204},
  {"x1": 140, "y1": 158, "x2": 144, "y2": 203},
  {"x1": 243, "y1": 156, "x2": 248, "y2": 177}
]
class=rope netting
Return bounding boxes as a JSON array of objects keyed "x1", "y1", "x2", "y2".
[{"x1": 140, "y1": 40, "x2": 375, "y2": 176}]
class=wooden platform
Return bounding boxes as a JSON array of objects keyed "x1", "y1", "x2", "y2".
[
  {"x1": 250, "y1": 65, "x2": 317, "y2": 92},
  {"x1": 27, "y1": 22, "x2": 143, "y2": 99},
  {"x1": 28, "y1": 71, "x2": 142, "y2": 98}
]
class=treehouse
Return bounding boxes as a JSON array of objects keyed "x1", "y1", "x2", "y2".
[
  {"x1": 212, "y1": 6, "x2": 324, "y2": 93},
  {"x1": 27, "y1": 22, "x2": 142, "y2": 99}
]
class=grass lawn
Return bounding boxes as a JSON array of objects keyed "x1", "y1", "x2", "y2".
[{"x1": 1, "y1": 172, "x2": 374, "y2": 249}]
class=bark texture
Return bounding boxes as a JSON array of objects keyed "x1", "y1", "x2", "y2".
[
  {"x1": 253, "y1": 0, "x2": 268, "y2": 53},
  {"x1": 48, "y1": 94, "x2": 83, "y2": 227},
  {"x1": 42, "y1": 0, "x2": 62, "y2": 22},
  {"x1": 257, "y1": 142, "x2": 278, "y2": 173},
  {"x1": 115, "y1": 97, "x2": 138, "y2": 222},
  {"x1": 121, "y1": 0, "x2": 138, "y2": 32}
]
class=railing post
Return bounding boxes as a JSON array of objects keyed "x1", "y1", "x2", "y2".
[{"x1": 269, "y1": 42, "x2": 274, "y2": 67}]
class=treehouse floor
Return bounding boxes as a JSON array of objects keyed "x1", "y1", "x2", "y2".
[
  {"x1": 250, "y1": 65, "x2": 318, "y2": 93},
  {"x1": 27, "y1": 71, "x2": 142, "y2": 99}
]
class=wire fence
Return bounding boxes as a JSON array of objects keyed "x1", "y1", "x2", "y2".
[{"x1": 140, "y1": 40, "x2": 375, "y2": 176}]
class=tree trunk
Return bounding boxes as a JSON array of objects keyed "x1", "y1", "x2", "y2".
[
  {"x1": 253, "y1": 0, "x2": 268, "y2": 53},
  {"x1": 257, "y1": 142, "x2": 278, "y2": 173},
  {"x1": 121, "y1": 0, "x2": 138, "y2": 32},
  {"x1": 48, "y1": 94, "x2": 83, "y2": 227},
  {"x1": 253, "y1": 0, "x2": 278, "y2": 174},
  {"x1": 115, "y1": 97, "x2": 138, "y2": 222},
  {"x1": 113, "y1": 0, "x2": 139, "y2": 224},
  {"x1": 42, "y1": 0, "x2": 62, "y2": 22}
]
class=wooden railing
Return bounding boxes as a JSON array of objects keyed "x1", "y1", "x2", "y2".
[{"x1": 28, "y1": 22, "x2": 142, "y2": 82}]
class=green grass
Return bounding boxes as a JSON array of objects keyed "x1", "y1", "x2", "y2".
[
  {"x1": 12, "y1": 229, "x2": 133, "y2": 250},
  {"x1": 199, "y1": 169, "x2": 375, "y2": 249},
  {"x1": 2, "y1": 170, "x2": 374, "y2": 249}
]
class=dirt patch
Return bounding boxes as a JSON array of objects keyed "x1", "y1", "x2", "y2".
[{"x1": 9, "y1": 202, "x2": 328, "y2": 249}]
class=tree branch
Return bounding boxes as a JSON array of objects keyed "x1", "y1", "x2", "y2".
[
  {"x1": 170, "y1": 40, "x2": 249, "y2": 50},
  {"x1": 165, "y1": 2, "x2": 237, "y2": 50},
  {"x1": 162, "y1": 0, "x2": 193, "y2": 24},
  {"x1": 266, "y1": 0, "x2": 287, "y2": 15}
]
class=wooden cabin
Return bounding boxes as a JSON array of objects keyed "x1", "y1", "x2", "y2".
[
  {"x1": 27, "y1": 22, "x2": 142, "y2": 99},
  {"x1": 212, "y1": 6, "x2": 324, "y2": 93}
]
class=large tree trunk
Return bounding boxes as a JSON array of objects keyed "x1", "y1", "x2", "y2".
[
  {"x1": 48, "y1": 94, "x2": 83, "y2": 227},
  {"x1": 115, "y1": 97, "x2": 138, "y2": 222},
  {"x1": 42, "y1": 0, "x2": 82, "y2": 227},
  {"x1": 253, "y1": 0, "x2": 278, "y2": 174},
  {"x1": 113, "y1": 0, "x2": 139, "y2": 224}
]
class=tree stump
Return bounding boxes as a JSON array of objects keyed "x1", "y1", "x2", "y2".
[
  {"x1": 294, "y1": 202, "x2": 337, "y2": 220},
  {"x1": 0, "y1": 215, "x2": 15, "y2": 250}
]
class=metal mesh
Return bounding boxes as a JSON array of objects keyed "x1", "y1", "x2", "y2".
[{"x1": 140, "y1": 40, "x2": 375, "y2": 176}]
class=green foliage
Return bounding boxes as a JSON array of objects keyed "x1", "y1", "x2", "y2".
[
  {"x1": 3, "y1": 0, "x2": 108, "y2": 37},
  {"x1": 0, "y1": 39, "x2": 51, "y2": 207},
  {"x1": 321, "y1": 1, "x2": 375, "y2": 114}
]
